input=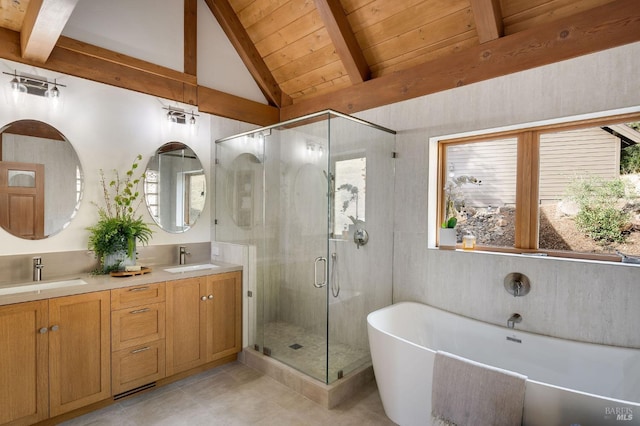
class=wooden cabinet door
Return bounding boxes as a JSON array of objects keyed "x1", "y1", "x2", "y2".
[
  {"x1": 48, "y1": 292, "x2": 111, "y2": 417},
  {"x1": 207, "y1": 271, "x2": 242, "y2": 362},
  {"x1": 0, "y1": 161, "x2": 45, "y2": 239},
  {"x1": 0, "y1": 300, "x2": 49, "y2": 426},
  {"x1": 165, "y1": 277, "x2": 207, "y2": 375}
]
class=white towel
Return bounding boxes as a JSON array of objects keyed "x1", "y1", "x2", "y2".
[{"x1": 431, "y1": 351, "x2": 527, "y2": 426}]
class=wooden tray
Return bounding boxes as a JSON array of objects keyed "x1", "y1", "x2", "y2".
[{"x1": 110, "y1": 267, "x2": 152, "y2": 277}]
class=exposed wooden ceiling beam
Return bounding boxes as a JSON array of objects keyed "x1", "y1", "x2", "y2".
[
  {"x1": 56, "y1": 36, "x2": 197, "y2": 86},
  {"x1": 184, "y1": 0, "x2": 198, "y2": 77},
  {"x1": 203, "y1": 0, "x2": 291, "y2": 107},
  {"x1": 314, "y1": 0, "x2": 370, "y2": 84},
  {"x1": 21, "y1": 0, "x2": 80, "y2": 63},
  {"x1": 198, "y1": 86, "x2": 279, "y2": 127},
  {"x1": 281, "y1": 0, "x2": 640, "y2": 121},
  {"x1": 469, "y1": 0, "x2": 503, "y2": 44},
  {"x1": 0, "y1": 28, "x2": 276, "y2": 126}
]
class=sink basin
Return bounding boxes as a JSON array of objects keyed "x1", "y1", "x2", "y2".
[
  {"x1": 164, "y1": 263, "x2": 220, "y2": 274},
  {"x1": 0, "y1": 278, "x2": 88, "y2": 296}
]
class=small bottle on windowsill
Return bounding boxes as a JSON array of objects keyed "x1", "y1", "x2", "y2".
[{"x1": 462, "y1": 231, "x2": 476, "y2": 250}]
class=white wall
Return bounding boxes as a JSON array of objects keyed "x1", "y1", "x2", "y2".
[
  {"x1": 197, "y1": 0, "x2": 267, "y2": 104},
  {"x1": 356, "y1": 41, "x2": 640, "y2": 348},
  {"x1": 0, "y1": 58, "x2": 214, "y2": 255},
  {"x1": 62, "y1": 0, "x2": 184, "y2": 72},
  {"x1": 62, "y1": 0, "x2": 266, "y2": 104}
]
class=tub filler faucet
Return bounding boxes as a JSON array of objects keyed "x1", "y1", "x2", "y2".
[{"x1": 507, "y1": 313, "x2": 522, "y2": 329}]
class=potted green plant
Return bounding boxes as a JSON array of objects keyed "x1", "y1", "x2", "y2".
[
  {"x1": 439, "y1": 217, "x2": 458, "y2": 249},
  {"x1": 87, "y1": 155, "x2": 153, "y2": 273}
]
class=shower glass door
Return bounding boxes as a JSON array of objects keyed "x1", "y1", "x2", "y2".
[{"x1": 261, "y1": 116, "x2": 330, "y2": 382}]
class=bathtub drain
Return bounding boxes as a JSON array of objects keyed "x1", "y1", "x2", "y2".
[{"x1": 289, "y1": 343, "x2": 303, "y2": 350}]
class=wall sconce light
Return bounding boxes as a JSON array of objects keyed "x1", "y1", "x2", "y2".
[
  {"x1": 306, "y1": 142, "x2": 324, "y2": 162},
  {"x1": 245, "y1": 129, "x2": 270, "y2": 163},
  {"x1": 3, "y1": 70, "x2": 65, "y2": 98},
  {"x1": 163, "y1": 106, "x2": 199, "y2": 125}
]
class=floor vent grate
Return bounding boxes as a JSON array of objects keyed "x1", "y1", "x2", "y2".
[{"x1": 113, "y1": 382, "x2": 156, "y2": 400}]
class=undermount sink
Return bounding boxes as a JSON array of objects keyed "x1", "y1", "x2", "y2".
[
  {"x1": 164, "y1": 263, "x2": 220, "y2": 274},
  {"x1": 0, "y1": 278, "x2": 88, "y2": 296}
]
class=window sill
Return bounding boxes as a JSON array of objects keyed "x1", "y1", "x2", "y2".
[{"x1": 431, "y1": 245, "x2": 638, "y2": 266}]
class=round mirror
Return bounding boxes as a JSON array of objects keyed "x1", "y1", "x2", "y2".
[
  {"x1": 0, "y1": 119, "x2": 83, "y2": 239},
  {"x1": 144, "y1": 142, "x2": 206, "y2": 233}
]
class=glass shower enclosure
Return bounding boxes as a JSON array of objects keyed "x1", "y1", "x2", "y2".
[{"x1": 215, "y1": 110, "x2": 395, "y2": 384}]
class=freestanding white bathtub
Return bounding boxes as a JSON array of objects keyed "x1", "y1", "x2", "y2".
[{"x1": 368, "y1": 302, "x2": 640, "y2": 426}]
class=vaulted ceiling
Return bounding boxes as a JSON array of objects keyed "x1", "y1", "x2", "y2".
[{"x1": 0, "y1": 0, "x2": 639, "y2": 125}]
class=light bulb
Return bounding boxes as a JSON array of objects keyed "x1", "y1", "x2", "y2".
[{"x1": 47, "y1": 85, "x2": 59, "y2": 98}]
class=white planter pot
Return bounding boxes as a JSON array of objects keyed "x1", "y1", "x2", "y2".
[
  {"x1": 104, "y1": 249, "x2": 136, "y2": 272},
  {"x1": 439, "y1": 228, "x2": 457, "y2": 250}
]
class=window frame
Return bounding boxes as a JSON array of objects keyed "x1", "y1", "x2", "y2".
[{"x1": 432, "y1": 108, "x2": 640, "y2": 262}]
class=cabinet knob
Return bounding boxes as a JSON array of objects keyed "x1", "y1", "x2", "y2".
[
  {"x1": 208, "y1": 294, "x2": 214, "y2": 299},
  {"x1": 39, "y1": 327, "x2": 48, "y2": 334},
  {"x1": 201, "y1": 296, "x2": 207, "y2": 301},
  {"x1": 50, "y1": 325, "x2": 59, "y2": 332}
]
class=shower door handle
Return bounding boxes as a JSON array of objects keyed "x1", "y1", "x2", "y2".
[{"x1": 313, "y1": 256, "x2": 327, "y2": 288}]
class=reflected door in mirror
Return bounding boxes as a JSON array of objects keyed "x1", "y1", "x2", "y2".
[{"x1": 0, "y1": 161, "x2": 45, "y2": 239}]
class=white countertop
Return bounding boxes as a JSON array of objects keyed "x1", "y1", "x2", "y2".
[{"x1": 0, "y1": 260, "x2": 243, "y2": 306}]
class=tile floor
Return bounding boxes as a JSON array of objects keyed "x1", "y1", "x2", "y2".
[
  {"x1": 263, "y1": 321, "x2": 370, "y2": 382},
  {"x1": 60, "y1": 361, "x2": 396, "y2": 425}
]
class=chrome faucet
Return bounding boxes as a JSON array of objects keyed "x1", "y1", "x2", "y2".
[
  {"x1": 507, "y1": 313, "x2": 522, "y2": 329},
  {"x1": 33, "y1": 256, "x2": 44, "y2": 281},
  {"x1": 179, "y1": 246, "x2": 190, "y2": 265}
]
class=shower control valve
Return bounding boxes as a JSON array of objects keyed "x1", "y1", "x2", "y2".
[
  {"x1": 504, "y1": 273, "x2": 531, "y2": 297},
  {"x1": 354, "y1": 228, "x2": 369, "y2": 249}
]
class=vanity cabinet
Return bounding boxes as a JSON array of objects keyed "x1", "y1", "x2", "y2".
[
  {"x1": 0, "y1": 268, "x2": 241, "y2": 425},
  {"x1": 0, "y1": 300, "x2": 49, "y2": 425},
  {"x1": 0, "y1": 291, "x2": 111, "y2": 425},
  {"x1": 111, "y1": 283, "x2": 166, "y2": 395},
  {"x1": 166, "y1": 271, "x2": 241, "y2": 375}
]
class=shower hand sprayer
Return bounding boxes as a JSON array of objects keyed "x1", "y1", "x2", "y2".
[{"x1": 331, "y1": 252, "x2": 340, "y2": 297}]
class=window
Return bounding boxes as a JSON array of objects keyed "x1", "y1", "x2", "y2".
[
  {"x1": 437, "y1": 112, "x2": 640, "y2": 260},
  {"x1": 145, "y1": 169, "x2": 159, "y2": 220},
  {"x1": 333, "y1": 156, "x2": 366, "y2": 237}
]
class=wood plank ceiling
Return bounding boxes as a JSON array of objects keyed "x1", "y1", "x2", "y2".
[{"x1": 0, "y1": 0, "x2": 639, "y2": 126}]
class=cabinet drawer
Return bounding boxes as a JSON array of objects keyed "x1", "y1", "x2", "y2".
[
  {"x1": 112, "y1": 303, "x2": 165, "y2": 350},
  {"x1": 112, "y1": 340, "x2": 165, "y2": 396},
  {"x1": 111, "y1": 283, "x2": 165, "y2": 310}
]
